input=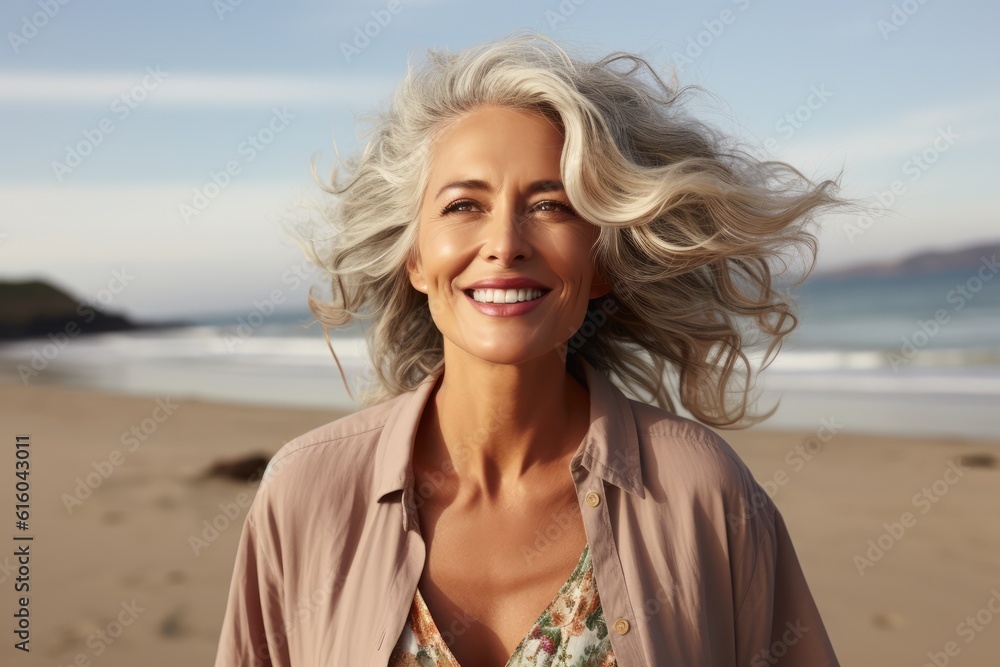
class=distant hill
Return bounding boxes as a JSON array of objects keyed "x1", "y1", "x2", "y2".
[
  {"x1": 0, "y1": 279, "x2": 180, "y2": 341},
  {"x1": 811, "y1": 240, "x2": 1000, "y2": 280}
]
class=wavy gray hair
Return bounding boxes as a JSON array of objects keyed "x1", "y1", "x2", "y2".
[{"x1": 293, "y1": 29, "x2": 856, "y2": 428}]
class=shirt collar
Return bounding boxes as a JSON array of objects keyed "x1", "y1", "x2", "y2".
[{"x1": 373, "y1": 355, "x2": 646, "y2": 513}]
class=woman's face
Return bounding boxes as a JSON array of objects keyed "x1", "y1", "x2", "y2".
[{"x1": 407, "y1": 105, "x2": 610, "y2": 366}]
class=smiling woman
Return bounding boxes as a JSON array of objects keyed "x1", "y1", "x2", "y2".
[
  {"x1": 214, "y1": 29, "x2": 854, "y2": 667},
  {"x1": 406, "y1": 105, "x2": 610, "y2": 370}
]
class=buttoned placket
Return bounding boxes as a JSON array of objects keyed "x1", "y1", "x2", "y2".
[
  {"x1": 573, "y1": 461, "x2": 647, "y2": 666},
  {"x1": 372, "y1": 459, "x2": 427, "y2": 664}
]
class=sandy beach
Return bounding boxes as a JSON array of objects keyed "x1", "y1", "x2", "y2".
[{"x1": 0, "y1": 382, "x2": 997, "y2": 667}]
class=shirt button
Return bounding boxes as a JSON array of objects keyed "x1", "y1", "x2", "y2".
[
  {"x1": 614, "y1": 618, "x2": 630, "y2": 635},
  {"x1": 585, "y1": 491, "x2": 601, "y2": 507}
]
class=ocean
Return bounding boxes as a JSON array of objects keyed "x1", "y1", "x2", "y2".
[{"x1": 2, "y1": 269, "x2": 997, "y2": 441}]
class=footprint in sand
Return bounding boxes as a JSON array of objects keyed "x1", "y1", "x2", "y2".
[
  {"x1": 160, "y1": 607, "x2": 186, "y2": 638},
  {"x1": 872, "y1": 612, "x2": 906, "y2": 630},
  {"x1": 102, "y1": 509, "x2": 125, "y2": 524},
  {"x1": 164, "y1": 569, "x2": 187, "y2": 585},
  {"x1": 957, "y1": 453, "x2": 996, "y2": 469}
]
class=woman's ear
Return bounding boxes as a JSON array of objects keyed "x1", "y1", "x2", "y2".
[
  {"x1": 406, "y1": 251, "x2": 427, "y2": 293},
  {"x1": 589, "y1": 264, "x2": 612, "y2": 299}
]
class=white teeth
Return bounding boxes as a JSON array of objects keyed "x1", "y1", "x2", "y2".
[{"x1": 470, "y1": 287, "x2": 546, "y2": 304}]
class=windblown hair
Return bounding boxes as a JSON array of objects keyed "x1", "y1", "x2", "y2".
[{"x1": 293, "y1": 29, "x2": 855, "y2": 428}]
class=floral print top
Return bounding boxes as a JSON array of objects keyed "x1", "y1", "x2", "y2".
[{"x1": 389, "y1": 543, "x2": 617, "y2": 667}]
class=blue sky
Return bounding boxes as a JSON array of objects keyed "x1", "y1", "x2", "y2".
[{"x1": 1, "y1": 0, "x2": 997, "y2": 320}]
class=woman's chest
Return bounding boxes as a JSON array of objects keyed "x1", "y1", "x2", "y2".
[{"x1": 416, "y1": 501, "x2": 590, "y2": 665}]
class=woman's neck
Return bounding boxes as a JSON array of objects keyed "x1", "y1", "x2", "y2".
[{"x1": 413, "y1": 348, "x2": 591, "y2": 506}]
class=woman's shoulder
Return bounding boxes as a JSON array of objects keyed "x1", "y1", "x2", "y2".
[
  {"x1": 268, "y1": 401, "x2": 397, "y2": 471},
  {"x1": 625, "y1": 398, "x2": 778, "y2": 567},
  {"x1": 250, "y1": 393, "x2": 411, "y2": 511},
  {"x1": 626, "y1": 398, "x2": 764, "y2": 504}
]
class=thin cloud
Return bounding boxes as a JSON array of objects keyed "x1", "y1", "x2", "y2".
[
  {"x1": 0, "y1": 70, "x2": 397, "y2": 106},
  {"x1": 776, "y1": 97, "x2": 1000, "y2": 167}
]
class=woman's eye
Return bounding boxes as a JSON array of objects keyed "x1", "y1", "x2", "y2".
[
  {"x1": 534, "y1": 200, "x2": 575, "y2": 215},
  {"x1": 440, "y1": 199, "x2": 477, "y2": 215},
  {"x1": 439, "y1": 199, "x2": 576, "y2": 216}
]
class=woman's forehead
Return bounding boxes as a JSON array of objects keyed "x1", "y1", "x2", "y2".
[
  {"x1": 431, "y1": 105, "x2": 564, "y2": 151},
  {"x1": 424, "y1": 108, "x2": 565, "y2": 191}
]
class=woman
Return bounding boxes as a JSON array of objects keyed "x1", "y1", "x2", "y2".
[{"x1": 215, "y1": 31, "x2": 850, "y2": 667}]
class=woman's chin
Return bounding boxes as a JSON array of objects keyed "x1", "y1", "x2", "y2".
[{"x1": 448, "y1": 339, "x2": 555, "y2": 367}]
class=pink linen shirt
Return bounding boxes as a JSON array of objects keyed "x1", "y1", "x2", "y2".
[{"x1": 214, "y1": 355, "x2": 840, "y2": 666}]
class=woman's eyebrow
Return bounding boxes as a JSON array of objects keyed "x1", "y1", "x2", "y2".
[{"x1": 434, "y1": 179, "x2": 565, "y2": 200}]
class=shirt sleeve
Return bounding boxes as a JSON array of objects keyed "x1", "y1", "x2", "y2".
[
  {"x1": 214, "y1": 490, "x2": 292, "y2": 667},
  {"x1": 733, "y1": 485, "x2": 841, "y2": 667}
]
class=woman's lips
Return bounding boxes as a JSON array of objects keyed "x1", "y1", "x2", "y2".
[{"x1": 463, "y1": 288, "x2": 550, "y2": 317}]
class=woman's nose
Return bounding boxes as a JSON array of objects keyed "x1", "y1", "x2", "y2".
[{"x1": 481, "y1": 199, "x2": 532, "y2": 263}]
